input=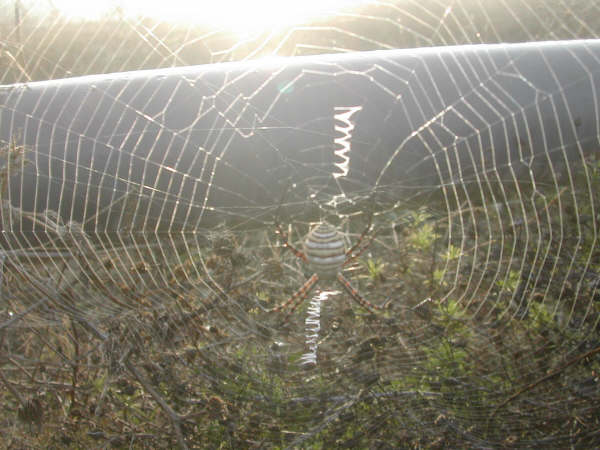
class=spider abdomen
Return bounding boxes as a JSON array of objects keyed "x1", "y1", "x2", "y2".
[{"x1": 303, "y1": 223, "x2": 346, "y2": 279}]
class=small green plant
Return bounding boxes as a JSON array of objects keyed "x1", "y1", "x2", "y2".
[
  {"x1": 361, "y1": 257, "x2": 386, "y2": 282},
  {"x1": 443, "y1": 244, "x2": 462, "y2": 261},
  {"x1": 528, "y1": 300, "x2": 556, "y2": 332},
  {"x1": 439, "y1": 298, "x2": 464, "y2": 319},
  {"x1": 407, "y1": 209, "x2": 438, "y2": 250},
  {"x1": 436, "y1": 298, "x2": 469, "y2": 335},
  {"x1": 433, "y1": 268, "x2": 446, "y2": 286},
  {"x1": 496, "y1": 269, "x2": 520, "y2": 293}
]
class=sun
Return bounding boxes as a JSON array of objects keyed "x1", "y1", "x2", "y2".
[{"x1": 50, "y1": 0, "x2": 371, "y2": 34}]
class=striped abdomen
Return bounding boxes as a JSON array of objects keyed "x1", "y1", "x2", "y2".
[{"x1": 303, "y1": 222, "x2": 346, "y2": 279}]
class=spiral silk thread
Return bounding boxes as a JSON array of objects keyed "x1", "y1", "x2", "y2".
[
  {"x1": 299, "y1": 291, "x2": 325, "y2": 366},
  {"x1": 333, "y1": 106, "x2": 362, "y2": 179},
  {"x1": 300, "y1": 290, "x2": 340, "y2": 366}
]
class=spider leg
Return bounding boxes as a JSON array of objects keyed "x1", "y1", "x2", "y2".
[
  {"x1": 343, "y1": 214, "x2": 376, "y2": 267},
  {"x1": 342, "y1": 235, "x2": 376, "y2": 267},
  {"x1": 337, "y1": 273, "x2": 390, "y2": 311},
  {"x1": 269, "y1": 273, "x2": 319, "y2": 319},
  {"x1": 275, "y1": 222, "x2": 308, "y2": 262}
]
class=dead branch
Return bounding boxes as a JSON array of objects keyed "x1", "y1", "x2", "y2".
[
  {"x1": 491, "y1": 344, "x2": 600, "y2": 419},
  {"x1": 122, "y1": 347, "x2": 189, "y2": 450}
]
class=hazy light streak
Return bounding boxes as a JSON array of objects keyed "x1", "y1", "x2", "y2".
[{"x1": 50, "y1": 0, "x2": 373, "y2": 34}]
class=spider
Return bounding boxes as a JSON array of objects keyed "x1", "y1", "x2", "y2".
[{"x1": 269, "y1": 218, "x2": 391, "y2": 320}]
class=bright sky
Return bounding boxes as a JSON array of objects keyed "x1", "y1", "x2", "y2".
[{"x1": 51, "y1": 0, "x2": 371, "y2": 33}]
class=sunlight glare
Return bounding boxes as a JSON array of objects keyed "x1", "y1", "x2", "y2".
[{"x1": 50, "y1": 0, "x2": 371, "y2": 33}]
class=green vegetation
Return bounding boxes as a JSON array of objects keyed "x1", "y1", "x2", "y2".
[{"x1": 1, "y1": 152, "x2": 598, "y2": 448}]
